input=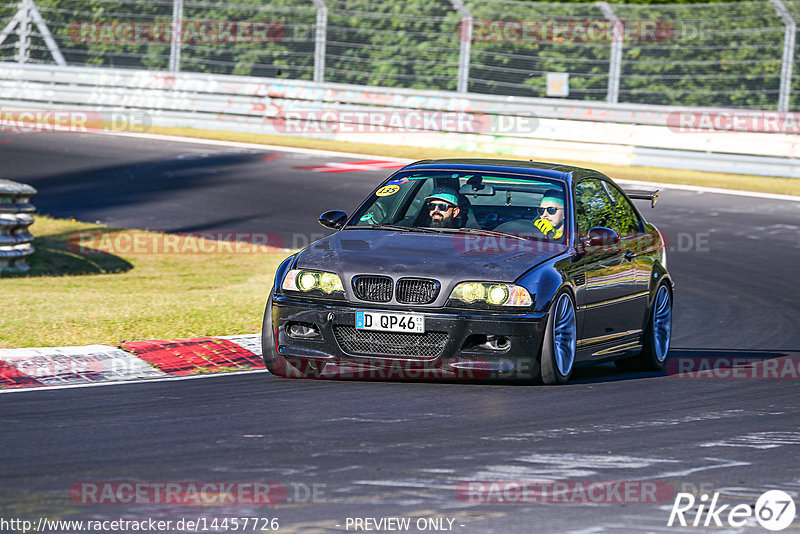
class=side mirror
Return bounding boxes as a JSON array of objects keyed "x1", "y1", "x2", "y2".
[
  {"x1": 586, "y1": 227, "x2": 620, "y2": 248},
  {"x1": 318, "y1": 210, "x2": 348, "y2": 230}
]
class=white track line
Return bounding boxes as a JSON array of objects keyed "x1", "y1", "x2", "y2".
[{"x1": 99, "y1": 130, "x2": 800, "y2": 203}]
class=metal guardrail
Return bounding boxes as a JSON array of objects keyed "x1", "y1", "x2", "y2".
[
  {"x1": 0, "y1": 179, "x2": 36, "y2": 272},
  {"x1": 0, "y1": 62, "x2": 684, "y2": 126},
  {"x1": 1, "y1": 63, "x2": 799, "y2": 178},
  {"x1": 4, "y1": 62, "x2": 799, "y2": 133}
]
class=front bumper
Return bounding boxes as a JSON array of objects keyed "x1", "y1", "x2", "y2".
[{"x1": 264, "y1": 294, "x2": 548, "y2": 380}]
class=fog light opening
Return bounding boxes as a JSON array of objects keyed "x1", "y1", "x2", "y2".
[
  {"x1": 484, "y1": 335, "x2": 510, "y2": 351},
  {"x1": 287, "y1": 322, "x2": 321, "y2": 339},
  {"x1": 463, "y1": 334, "x2": 511, "y2": 352}
]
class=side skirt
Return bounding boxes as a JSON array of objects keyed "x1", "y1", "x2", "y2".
[{"x1": 575, "y1": 330, "x2": 643, "y2": 363}]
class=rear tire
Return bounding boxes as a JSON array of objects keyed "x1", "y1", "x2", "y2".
[
  {"x1": 615, "y1": 283, "x2": 672, "y2": 372},
  {"x1": 540, "y1": 291, "x2": 577, "y2": 385}
]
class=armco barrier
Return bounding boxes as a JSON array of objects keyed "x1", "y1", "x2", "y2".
[
  {"x1": 0, "y1": 179, "x2": 36, "y2": 272},
  {"x1": 1, "y1": 63, "x2": 799, "y2": 178}
]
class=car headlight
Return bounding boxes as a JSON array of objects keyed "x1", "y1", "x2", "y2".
[
  {"x1": 449, "y1": 282, "x2": 532, "y2": 307},
  {"x1": 282, "y1": 269, "x2": 344, "y2": 295}
]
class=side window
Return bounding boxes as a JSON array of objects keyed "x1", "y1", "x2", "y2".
[
  {"x1": 400, "y1": 179, "x2": 434, "y2": 223},
  {"x1": 604, "y1": 182, "x2": 643, "y2": 237},
  {"x1": 354, "y1": 180, "x2": 427, "y2": 226},
  {"x1": 574, "y1": 178, "x2": 616, "y2": 237}
]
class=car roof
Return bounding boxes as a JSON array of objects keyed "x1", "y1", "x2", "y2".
[{"x1": 402, "y1": 158, "x2": 610, "y2": 184}]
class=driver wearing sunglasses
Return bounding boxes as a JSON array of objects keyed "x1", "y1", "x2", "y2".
[
  {"x1": 425, "y1": 189, "x2": 461, "y2": 228},
  {"x1": 534, "y1": 190, "x2": 565, "y2": 239}
]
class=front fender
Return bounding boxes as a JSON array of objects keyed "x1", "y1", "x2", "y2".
[
  {"x1": 271, "y1": 254, "x2": 297, "y2": 297},
  {"x1": 516, "y1": 260, "x2": 570, "y2": 314}
]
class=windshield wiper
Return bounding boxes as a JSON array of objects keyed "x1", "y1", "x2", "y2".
[
  {"x1": 434, "y1": 227, "x2": 530, "y2": 241},
  {"x1": 346, "y1": 224, "x2": 443, "y2": 234}
]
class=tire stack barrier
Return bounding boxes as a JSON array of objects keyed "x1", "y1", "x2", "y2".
[{"x1": 0, "y1": 180, "x2": 37, "y2": 272}]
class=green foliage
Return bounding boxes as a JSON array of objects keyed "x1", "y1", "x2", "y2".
[
  {"x1": 0, "y1": 0, "x2": 793, "y2": 109},
  {"x1": 613, "y1": 2, "x2": 784, "y2": 108}
]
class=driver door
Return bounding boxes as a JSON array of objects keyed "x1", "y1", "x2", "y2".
[{"x1": 574, "y1": 178, "x2": 638, "y2": 348}]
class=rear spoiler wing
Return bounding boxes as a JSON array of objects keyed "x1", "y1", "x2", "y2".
[{"x1": 624, "y1": 189, "x2": 659, "y2": 208}]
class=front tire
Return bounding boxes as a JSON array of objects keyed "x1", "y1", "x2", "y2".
[
  {"x1": 261, "y1": 294, "x2": 310, "y2": 378},
  {"x1": 540, "y1": 291, "x2": 577, "y2": 385}
]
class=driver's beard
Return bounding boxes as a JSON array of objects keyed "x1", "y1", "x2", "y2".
[{"x1": 429, "y1": 217, "x2": 450, "y2": 228}]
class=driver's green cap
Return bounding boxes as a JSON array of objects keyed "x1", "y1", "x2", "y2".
[
  {"x1": 426, "y1": 193, "x2": 457, "y2": 206},
  {"x1": 541, "y1": 189, "x2": 564, "y2": 206},
  {"x1": 426, "y1": 186, "x2": 458, "y2": 206}
]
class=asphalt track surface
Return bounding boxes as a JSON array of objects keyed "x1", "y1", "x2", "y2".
[{"x1": 2, "y1": 133, "x2": 800, "y2": 533}]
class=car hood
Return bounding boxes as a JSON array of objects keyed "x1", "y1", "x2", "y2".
[{"x1": 295, "y1": 228, "x2": 567, "y2": 284}]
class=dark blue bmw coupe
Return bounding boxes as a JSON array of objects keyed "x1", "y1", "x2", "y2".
[{"x1": 262, "y1": 159, "x2": 672, "y2": 384}]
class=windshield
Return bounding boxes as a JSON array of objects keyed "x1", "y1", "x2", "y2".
[{"x1": 349, "y1": 170, "x2": 569, "y2": 242}]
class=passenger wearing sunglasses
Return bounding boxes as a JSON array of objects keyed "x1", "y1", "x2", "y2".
[
  {"x1": 424, "y1": 190, "x2": 461, "y2": 228},
  {"x1": 534, "y1": 190, "x2": 565, "y2": 239}
]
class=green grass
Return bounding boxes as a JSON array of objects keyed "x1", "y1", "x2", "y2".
[
  {"x1": 1, "y1": 217, "x2": 288, "y2": 348},
  {"x1": 149, "y1": 126, "x2": 800, "y2": 197}
]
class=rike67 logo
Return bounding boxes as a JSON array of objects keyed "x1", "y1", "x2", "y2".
[{"x1": 668, "y1": 490, "x2": 796, "y2": 531}]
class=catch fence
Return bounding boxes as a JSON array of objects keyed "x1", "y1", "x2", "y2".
[{"x1": 2, "y1": 0, "x2": 800, "y2": 110}]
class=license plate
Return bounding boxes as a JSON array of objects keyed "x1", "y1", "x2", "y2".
[{"x1": 355, "y1": 311, "x2": 425, "y2": 333}]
